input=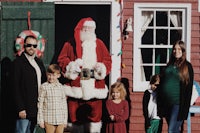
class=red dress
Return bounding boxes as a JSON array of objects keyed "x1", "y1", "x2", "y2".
[{"x1": 106, "y1": 99, "x2": 129, "y2": 133}]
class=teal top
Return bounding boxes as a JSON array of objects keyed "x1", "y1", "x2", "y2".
[{"x1": 161, "y1": 65, "x2": 180, "y2": 105}]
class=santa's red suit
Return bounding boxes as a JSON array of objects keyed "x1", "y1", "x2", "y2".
[{"x1": 57, "y1": 17, "x2": 112, "y2": 133}]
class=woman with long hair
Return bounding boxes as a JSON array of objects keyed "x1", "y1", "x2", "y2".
[{"x1": 158, "y1": 40, "x2": 194, "y2": 133}]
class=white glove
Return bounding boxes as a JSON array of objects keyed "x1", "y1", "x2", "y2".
[
  {"x1": 94, "y1": 63, "x2": 106, "y2": 80},
  {"x1": 65, "y1": 61, "x2": 79, "y2": 80},
  {"x1": 74, "y1": 58, "x2": 83, "y2": 73},
  {"x1": 94, "y1": 63, "x2": 102, "y2": 73}
]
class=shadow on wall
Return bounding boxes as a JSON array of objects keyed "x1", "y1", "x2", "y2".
[
  {"x1": 0, "y1": 57, "x2": 16, "y2": 133},
  {"x1": 119, "y1": 77, "x2": 131, "y2": 133}
]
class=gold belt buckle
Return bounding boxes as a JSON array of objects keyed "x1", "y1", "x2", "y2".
[{"x1": 80, "y1": 68, "x2": 91, "y2": 80}]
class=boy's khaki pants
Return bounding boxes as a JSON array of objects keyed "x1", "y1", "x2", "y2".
[{"x1": 45, "y1": 122, "x2": 64, "y2": 133}]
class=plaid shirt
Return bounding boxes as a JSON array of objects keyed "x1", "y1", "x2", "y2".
[{"x1": 37, "y1": 81, "x2": 68, "y2": 125}]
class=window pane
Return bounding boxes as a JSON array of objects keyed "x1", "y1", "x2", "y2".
[
  {"x1": 156, "y1": 29, "x2": 168, "y2": 44},
  {"x1": 170, "y1": 11, "x2": 182, "y2": 27},
  {"x1": 155, "y1": 48, "x2": 167, "y2": 63},
  {"x1": 156, "y1": 11, "x2": 168, "y2": 26},
  {"x1": 142, "y1": 66, "x2": 152, "y2": 81},
  {"x1": 170, "y1": 30, "x2": 182, "y2": 44},
  {"x1": 141, "y1": 11, "x2": 154, "y2": 26},
  {"x1": 142, "y1": 29, "x2": 153, "y2": 44},
  {"x1": 141, "y1": 48, "x2": 152, "y2": 63}
]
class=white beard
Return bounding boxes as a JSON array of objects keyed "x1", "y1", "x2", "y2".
[
  {"x1": 82, "y1": 40, "x2": 97, "y2": 69},
  {"x1": 81, "y1": 31, "x2": 97, "y2": 69}
]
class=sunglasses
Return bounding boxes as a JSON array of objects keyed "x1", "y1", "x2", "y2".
[
  {"x1": 25, "y1": 44, "x2": 37, "y2": 48},
  {"x1": 154, "y1": 84, "x2": 159, "y2": 87}
]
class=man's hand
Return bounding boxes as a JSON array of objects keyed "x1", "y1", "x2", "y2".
[{"x1": 19, "y1": 110, "x2": 26, "y2": 119}]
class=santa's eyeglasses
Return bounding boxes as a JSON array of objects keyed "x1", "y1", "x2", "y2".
[{"x1": 82, "y1": 26, "x2": 94, "y2": 30}]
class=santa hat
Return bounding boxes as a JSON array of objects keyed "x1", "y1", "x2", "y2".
[
  {"x1": 83, "y1": 21, "x2": 96, "y2": 28},
  {"x1": 74, "y1": 17, "x2": 96, "y2": 58}
]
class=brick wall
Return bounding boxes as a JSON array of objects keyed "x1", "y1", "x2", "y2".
[{"x1": 123, "y1": 0, "x2": 200, "y2": 132}]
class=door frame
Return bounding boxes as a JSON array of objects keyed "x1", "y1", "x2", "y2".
[{"x1": 46, "y1": 0, "x2": 122, "y2": 85}]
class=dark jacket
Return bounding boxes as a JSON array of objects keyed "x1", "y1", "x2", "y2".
[
  {"x1": 143, "y1": 89, "x2": 161, "y2": 129},
  {"x1": 13, "y1": 53, "x2": 46, "y2": 118},
  {"x1": 158, "y1": 61, "x2": 194, "y2": 120},
  {"x1": 142, "y1": 89, "x2": 151, "y2": 129}
]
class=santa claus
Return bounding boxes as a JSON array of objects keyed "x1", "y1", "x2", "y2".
[{"x1": 57, "y1": 17, "x2": 112, "y2": 133}]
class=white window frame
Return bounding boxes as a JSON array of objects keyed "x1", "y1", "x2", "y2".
[
  {"x1": 199, "y1": 0, "x2": 200, "y2": 12},
  {"x1": 43, "y1": 0, "x2": 122, "y2": 85},
  {"x1": 133, "y1": 3, "x2": 191, "y2": 92}
]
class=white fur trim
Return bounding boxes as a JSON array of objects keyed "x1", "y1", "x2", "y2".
[
  {"x1": 94, "y1": 85, "x2": 108, "y2": 99},
  {"x1": 75, "y1": 58, "x2": 83, "y2": 66},
  {"x1": 81, "y1": 79, "x2": 95, "y2": 100},
  {"x1": 82, "y1": 40, "x2": 97, "y2": 69},
  {"x1": 64, "y1": 85, "x2": 82, "y2": 99},
  {"x1": 94, "y1": 63, "x2": 107, "y2": 80},
  {"x1": 81, "y1": 79, "x2": 108, "y2": 100},
  {"x1": 83, "y1": 20, "x2": 96, "y2": 28},
  {"x1": 89, "y1": 121, "x2": 102, "y2": 133}
]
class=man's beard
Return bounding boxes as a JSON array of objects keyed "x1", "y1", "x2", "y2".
[{"x1": 80, "y1": 30, "x2": 96, "y2": 42}]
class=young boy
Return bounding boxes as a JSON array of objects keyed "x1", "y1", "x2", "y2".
[
  {"x1": 37, "y1": 64, "x2": 68, "y2": 133},
  {"x1": 142, "y1": 74, "x2": 163, "y2": 133}
]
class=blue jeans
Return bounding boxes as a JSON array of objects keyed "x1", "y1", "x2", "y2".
[
  {"x1": 15, "y1": 117, "x2": 36, "y2": 133},
  {"x1": 15, "y1": 119, "x2": 31, "y2": 133},
  {"x1": 165, "y1": 105, "x2": 183, "y2": 133}
]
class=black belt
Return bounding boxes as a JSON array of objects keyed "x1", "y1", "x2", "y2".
[{"x1": 80, "y1": 68, "x2": 94, "y2": 80}]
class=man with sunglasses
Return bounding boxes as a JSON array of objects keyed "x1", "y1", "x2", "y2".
[{"x1": 13, "y1": 35, "x2": 47, "y2": 133}]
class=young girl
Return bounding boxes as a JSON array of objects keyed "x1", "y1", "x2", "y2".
[
  {"x1": 106, "y1": 82, "x2": 129, "y2": 133},
  {"x1": 142, "y1": 74, "x2": 163, "y2": 133}
]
